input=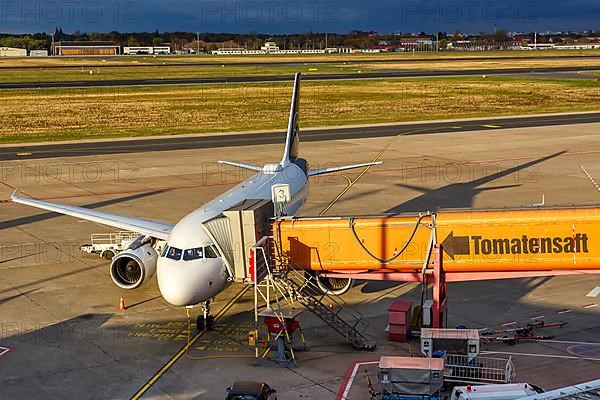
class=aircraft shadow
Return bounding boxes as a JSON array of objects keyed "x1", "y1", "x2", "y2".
[{"x1": 386, "y1": 151, "x2": 566, "y2": 214}]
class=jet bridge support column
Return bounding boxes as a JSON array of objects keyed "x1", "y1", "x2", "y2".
[{"x1": 432, "y1": 244, "x2": 447, "y2": 329}]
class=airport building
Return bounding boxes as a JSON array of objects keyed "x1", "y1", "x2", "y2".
[
  {"x1": 29, "y1": 49, "x2": 48, "y2": 57},
  {"x1": 0, "y1": 47, "x2": 27, "y2": 57},
  {"x1": 123, "y1": 46, "x2": 171, "y2": 55},
  {"x1": 53, "y1": 41, "x2": 120, "y2": 56}
]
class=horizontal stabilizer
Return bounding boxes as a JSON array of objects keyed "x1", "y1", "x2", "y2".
[
  {"x1": 395, "y1": 183, "x2": 430, "y2": 193},
  {"x1": 218, "y1": 160, "x2": 263, "y2": 172},
  {"x1": 308, "y1": 161, "x2": 383, "y2": 177}
]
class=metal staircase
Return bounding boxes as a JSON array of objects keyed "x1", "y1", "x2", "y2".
[{"x1": 271, "y1": 265, "x2": 377, "y2": 351}]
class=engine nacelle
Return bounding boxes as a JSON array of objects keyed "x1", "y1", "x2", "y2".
[{"x1": 110, "y1": 244, "x2": 158, "y2": 289}]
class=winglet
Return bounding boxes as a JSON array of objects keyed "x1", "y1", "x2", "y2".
[{"x1": 10, "y1": 188, "x2": 19, "y2": 201}]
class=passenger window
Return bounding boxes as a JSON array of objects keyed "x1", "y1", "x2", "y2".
[
  {"x1": 204, "y1": 245, "x2": 219, "y2": 258},
  {"x1": 183, "y1": 247, "x2": 203, "y2": 261},
  {"x1": 166, "y1": 246, "x2": 182, "y2": 261}
]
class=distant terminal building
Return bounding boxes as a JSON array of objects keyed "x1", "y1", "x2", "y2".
[
  {"x1": 153, "y1": 46, "x2": 171, "y2": 54},
  {"x1": 0, "y1": 47, "x2": 27, "y2": 57},
  {"x1": 29, "y1": 49, "x2": 48, "y2": 57},
  {"x1": 123, "y1": 46, "x2": 171, "y2": 55},
  {"x1": 334, "y1": 47, "x2": 353, "y2": 54},
  {"x1": 552, "y1": 43, "x2": 600, "y2": 50},
  {"x1": 54, "y1": 41, "x2": 119, "y2": 56},
  {"x1": 211, "y1": 41, "x2": 338, "y2": 55},
  {"x1": 123, "y1": 46, "x2": 153, "y2": 55},
  {"x1": 212, "y1": 47, "x2": 329, "y2": 55},
  {"x1": 260, "y1": 41, "x2": 280, "y2": 52},
  {"x1": 211, "y1": 46, "x2": 363, "y2": 55}
]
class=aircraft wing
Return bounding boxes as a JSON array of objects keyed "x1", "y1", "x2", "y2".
[{"x1": 11, "y1": 190, "x2": 173, "y2": 240}]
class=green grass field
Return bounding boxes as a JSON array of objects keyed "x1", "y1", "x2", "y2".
[
  {"x1": 1, "y1": 76, "x2": 599, "y2": 144},
  {"x1": 0, "y1": 50, "x2": 600, "y2": 83}
]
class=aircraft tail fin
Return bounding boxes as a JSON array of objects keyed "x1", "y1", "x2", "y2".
[{"x1": 281, "y1": 72, "x2": 301, "y2": 166}]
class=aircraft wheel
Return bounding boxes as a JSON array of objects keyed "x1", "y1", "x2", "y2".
[
  {"x1": 206, "y1": 315, "x2": 215, "y2": 331},
  {"x1": 196, "y1": 315, "x2": 205, "y2": 331},
  {"x1": 103, "y1": 250, "x2": 115, "y2": 260}
]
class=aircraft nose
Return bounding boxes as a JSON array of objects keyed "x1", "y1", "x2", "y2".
[
  {"x1": 156, "y1": 258, "x2": 203, "y2": 306},
  {"x1": 156, "y1": 257, "x2": 227, "y2": 306}
]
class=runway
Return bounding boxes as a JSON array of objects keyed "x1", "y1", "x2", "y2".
[
  {"x1": 1, "y1": 112, "x2": 599, "y2": 161},
  {"x1": 3, "y1": 54, "x2": 600, "y2": 70},
  {"x1": 2, "y1": 65, "x2": 599, "y2": 90}
]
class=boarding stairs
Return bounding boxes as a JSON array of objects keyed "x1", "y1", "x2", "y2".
[
  {"x1": 276, "y1": 268, "x2": 376, "y2": 350},
  {"x1": 255, "y1": 241, "x2": 376, "y2": 351},
  {"x1": 200, "y1": 199, "x2": 376, "y2": 350}
]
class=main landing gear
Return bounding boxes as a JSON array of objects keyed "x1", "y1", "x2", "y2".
[{"x1": 196, "y1": 300, "x2": 215, "y2": 331}]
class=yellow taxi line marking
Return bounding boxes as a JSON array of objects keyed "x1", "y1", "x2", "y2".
[
  {"x1": 481, "y1": 124, "x2": 502, "y2": 128},
  {"x1": 319, "y1": 126, "x2": 448, "y2": 215},
  {"x1": 16, "y1": 152, "x2": 32, "y2": 156},
  {"x1": 319, "y1": 134, "x2": 398, "y2": 216},
  {"x1": 130, "y1": 286, "x2": 249, "y2": 400}
]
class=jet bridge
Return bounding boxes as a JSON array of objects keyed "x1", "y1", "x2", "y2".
[
  {"x1": 201, "y1": 199, "x2": 274, "y2": 284},
  {"x1": 271, "y1": 207, "x2": 600, "y2": 279},
  {"x1": 203, "y1": 203, "x2": 600, "y2": 284},
  {"x1": 202, "y1": 203, "x2": 600, "y2": 333}
]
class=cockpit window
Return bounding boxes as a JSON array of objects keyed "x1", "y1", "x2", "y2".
[
  {"x1": 183, "y1": 247, "x2": 203, "y2": 261},
  {"x1": 205, "y1": 245, "x2": 219, "y2": 258},
  {"x1": 165, "y1": 246, "x2": 182, "y2": 261}
]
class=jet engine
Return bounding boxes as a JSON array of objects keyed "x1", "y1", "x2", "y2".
[
  {"x1": 110, "y1": 242, "x2": 158, "y2": 290},
  {"x1": 315, "y1": 273, "x2": 353, "y2": 296}
]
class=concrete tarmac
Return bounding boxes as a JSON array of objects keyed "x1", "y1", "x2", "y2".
[{"x1": 0, "y1": 122, "x2": 599, "y2": 399}]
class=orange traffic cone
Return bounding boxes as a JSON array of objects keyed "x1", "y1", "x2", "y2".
[{"x1": 119, "y1": 296, "x2": 126, "y2": 311}]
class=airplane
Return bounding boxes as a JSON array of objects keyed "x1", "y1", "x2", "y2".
[{"x1": 10, "y1": 72, "x2": 382, "y2": 330}]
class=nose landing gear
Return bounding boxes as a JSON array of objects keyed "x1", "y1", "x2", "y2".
[{"x1": 196, "y1": 300, "x2": 215, "y2": 331}]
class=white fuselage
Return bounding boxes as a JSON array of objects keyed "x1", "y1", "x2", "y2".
[{"x1": 157, "y1": 162, "x2": 308, "y2": 306}]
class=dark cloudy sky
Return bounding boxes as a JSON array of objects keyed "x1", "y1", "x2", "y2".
[{"x1": 1, "y1": 0, "x2": 599, "y2": 34}]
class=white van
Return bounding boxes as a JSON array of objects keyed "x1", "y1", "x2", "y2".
[{"x1": 451, "y1": 383, "x2": 540, "y2": 400}]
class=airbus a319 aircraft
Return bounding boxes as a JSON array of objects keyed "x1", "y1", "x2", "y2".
[{"x1": 11, "y1": 73, "x2": 381, "y2": 329}]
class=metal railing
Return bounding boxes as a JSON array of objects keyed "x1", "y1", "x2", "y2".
[
  {"x1": 89, "y1": 231, "x2": 139, "y2": 245},
  {"x1": 251, "y1": 236, "x2": 376, "y2": 350},
  {"x1": 443, "y1": 354, "x2": 515, "y2": 384}
]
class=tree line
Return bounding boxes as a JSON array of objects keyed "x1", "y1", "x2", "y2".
[{"x1": 1, "y1": 28, "x2": 596, "y2": 51}]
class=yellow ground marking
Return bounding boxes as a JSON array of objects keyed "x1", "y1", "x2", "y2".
[
  {"x1": 319, "y1": 126, "x2": 448, "y2": 215},
  {"x1": 480, "y1": 124, "x2": 502, "y2": 128},
  {"x1": 130, "y1": 286, "x2": 249, "y2": 400}
]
